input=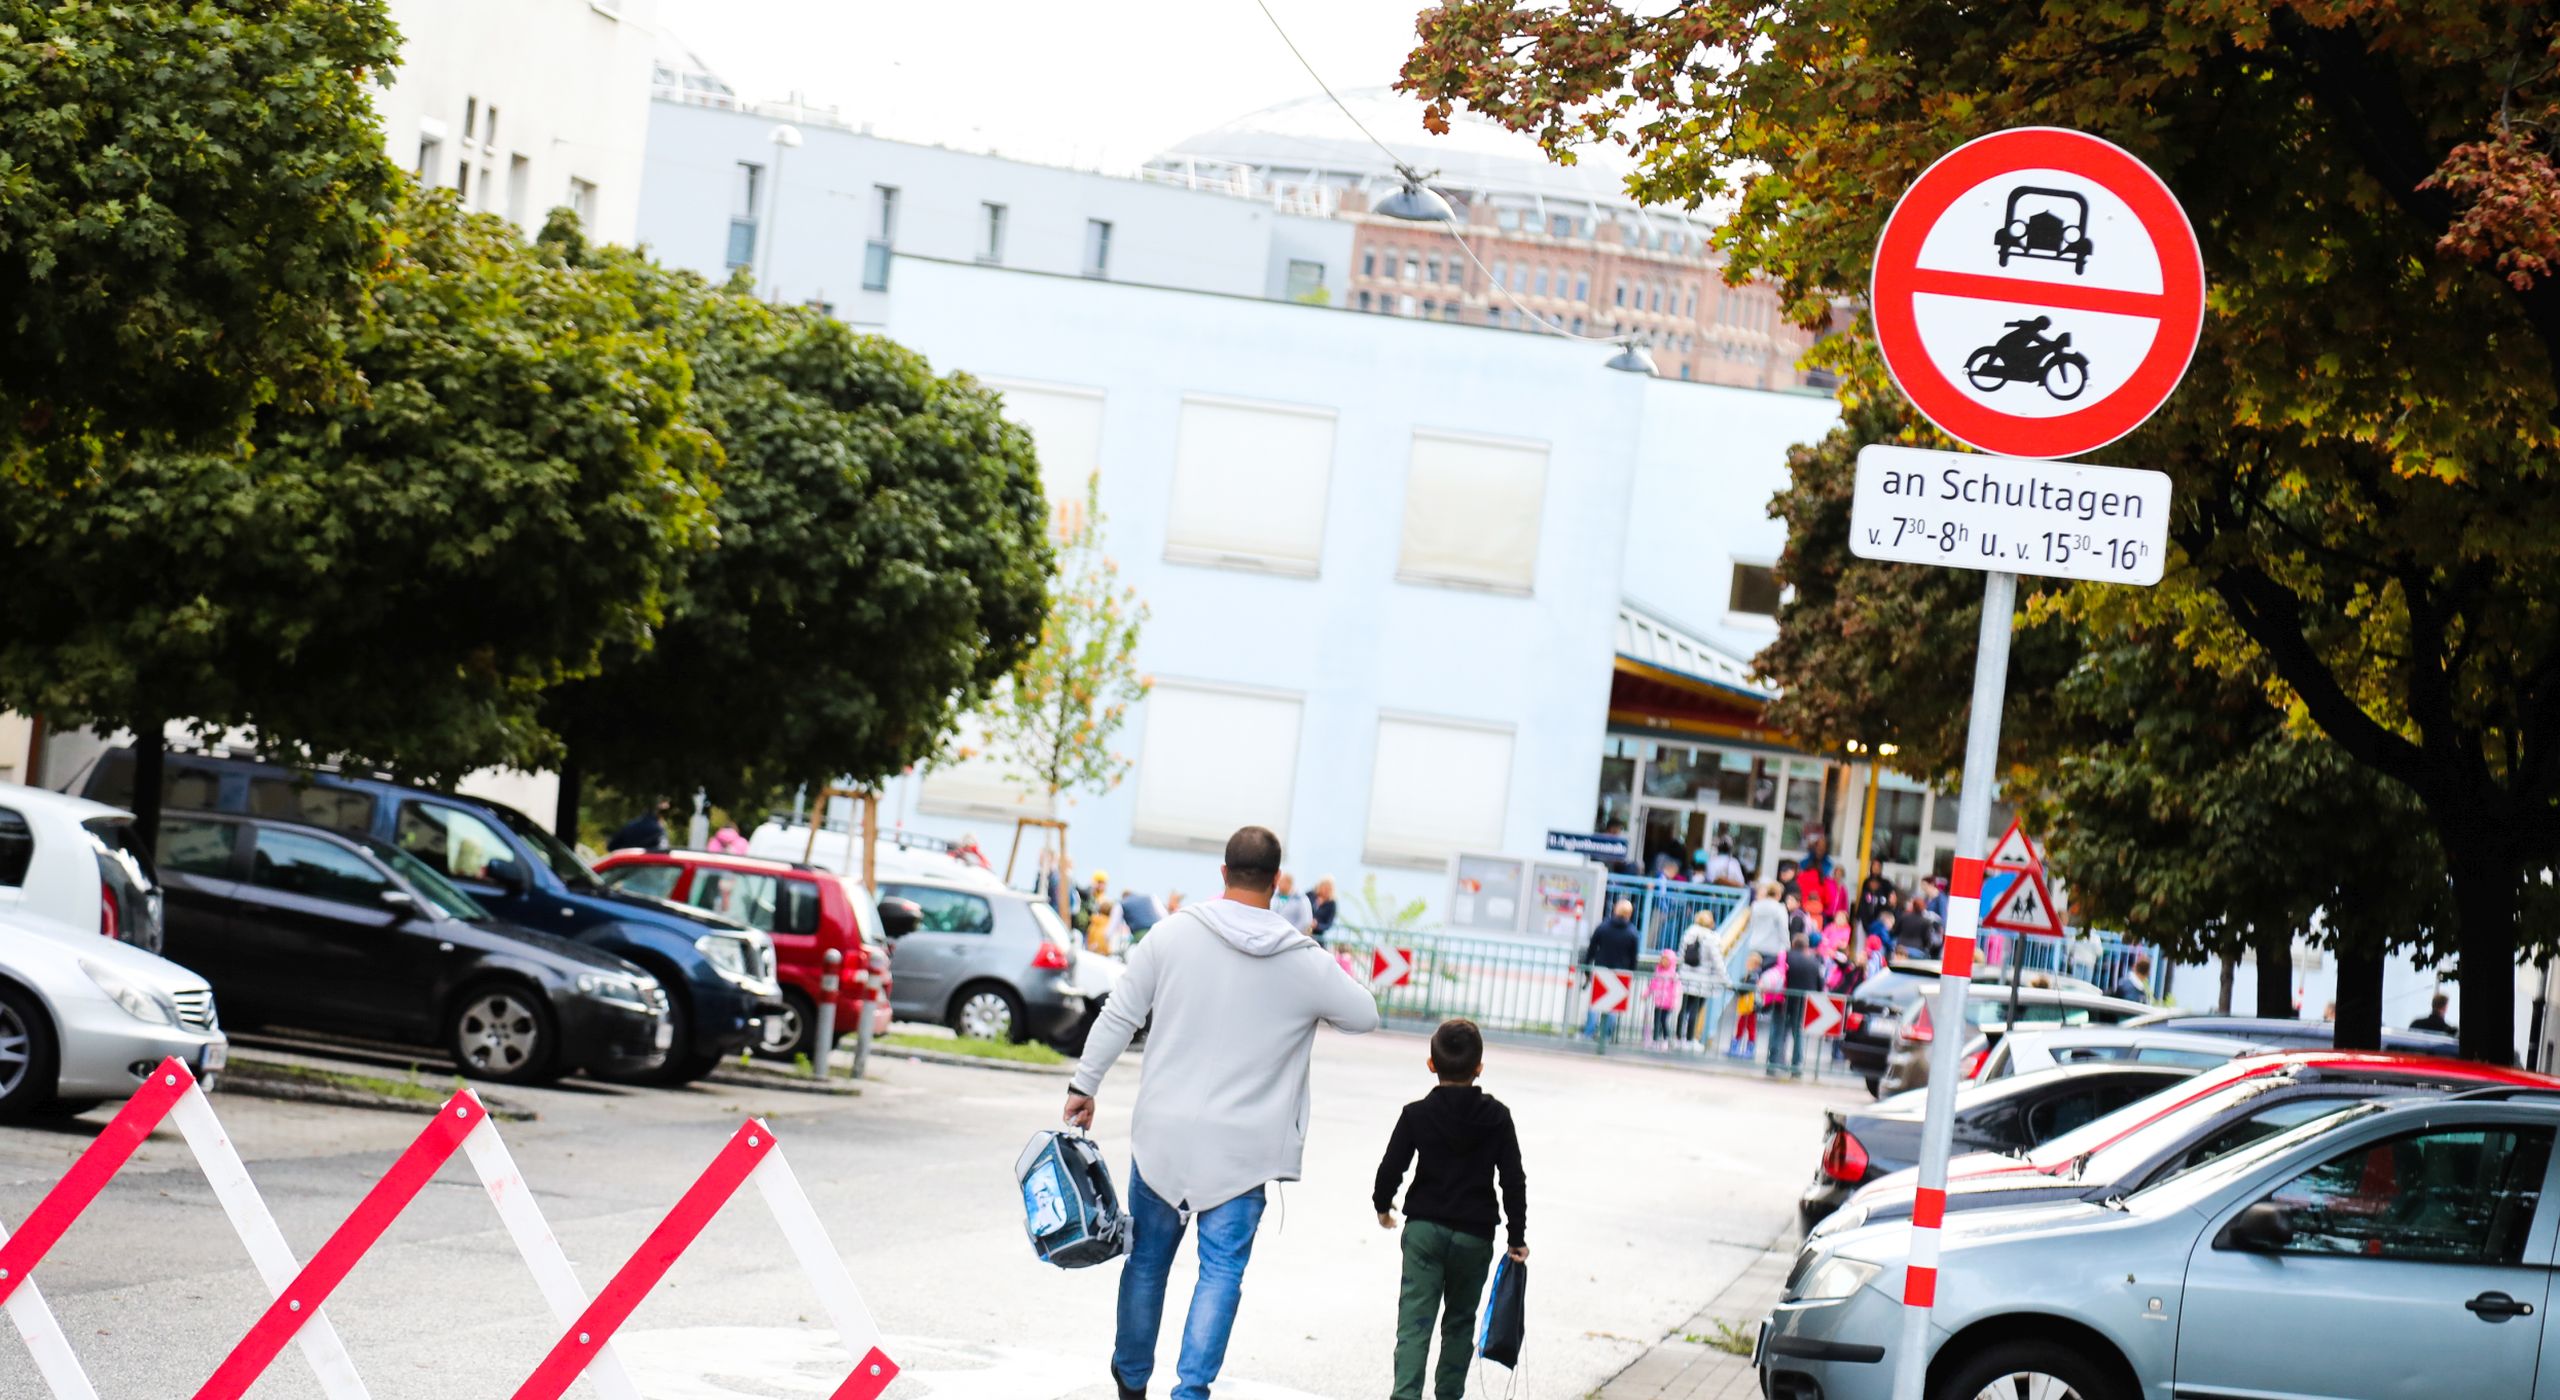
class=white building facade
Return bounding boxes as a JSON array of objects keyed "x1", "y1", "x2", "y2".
[{"x1": 373, "y1": 0, "x2": 661, "y2": 243}]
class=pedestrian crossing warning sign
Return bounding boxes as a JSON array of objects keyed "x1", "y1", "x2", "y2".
[{"x1": 1979, "y1": 819, "x2": 2065, "y2": 938}]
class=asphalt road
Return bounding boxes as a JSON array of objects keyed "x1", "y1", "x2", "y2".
[{"x1": 0, "y1": 1028, "x2": 1845, "y2": 1399}]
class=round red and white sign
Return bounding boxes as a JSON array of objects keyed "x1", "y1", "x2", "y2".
[{"x1": 1871, "y1": 127, "x2": 2204, "y2": 460}]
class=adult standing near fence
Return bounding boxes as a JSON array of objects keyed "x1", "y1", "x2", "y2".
[
  {"x1": 1580, "y1": 899, "x2": 1641, "y2": 1042},
  {"x1": 1675, "y1": 911, "x2": 1731, "y2": 1050},
  {"x1": 2110, "y1": 951, "x2": 2153, "y2": 1005},
  {"x1": 1745, "y1": 880, "x2": 1790, "y2": 967},
  {"x1": 1767, "y1": 932, "x2": 1826, "y2": 1079},
  {"x1": 1065, "y1": 826, "x2": 1383, "y2": 1400},
  {"x1": 1307, "y1": 876, "x2": 1338, "y2": 946}
]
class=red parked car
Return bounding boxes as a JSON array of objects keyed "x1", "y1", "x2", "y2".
[{"x1": 592, "y1": 850, "x2": 890, "y2": 1062}]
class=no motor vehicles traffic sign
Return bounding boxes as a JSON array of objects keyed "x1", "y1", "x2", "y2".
[{"x1": 1872, "y1": 127, "x2": 2204, "y2": 461}]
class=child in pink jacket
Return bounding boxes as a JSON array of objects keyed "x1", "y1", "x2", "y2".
[{"x1": 1647, "y1": 948, "x2": 1682, "y2": 1043}]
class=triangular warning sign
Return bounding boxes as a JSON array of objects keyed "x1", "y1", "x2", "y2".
[
  {"x1": 1982, "y1": 865, "x2": 2065, "y2": 937},
  {"x1": 1984, "y1": 819, "x2": 2042, "y2": 873}
]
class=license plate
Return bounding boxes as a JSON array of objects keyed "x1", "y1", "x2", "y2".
[
  {"x1": 654, "y1": 1019, "x2": 675, "y2": 1050},
  {"x1": 198, "y1": 1042, "x2": 228, "y2": 1074},
  {"x1": 1748, "y1": 1320, "x2": 1766, "y2": 1370}
]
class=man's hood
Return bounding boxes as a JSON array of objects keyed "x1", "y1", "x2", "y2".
[{"x1": 1188, "y1": 897, "x2": 1309, "y2": 956}]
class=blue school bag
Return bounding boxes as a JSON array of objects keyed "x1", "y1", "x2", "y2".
[{"x1": 1015, "y1": 1129, "x2": 1131, "y2": 1268}]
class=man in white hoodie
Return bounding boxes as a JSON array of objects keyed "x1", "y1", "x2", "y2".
[{"x1": 1066, "y1": 825, "x2": 1382, "y2": 1400}]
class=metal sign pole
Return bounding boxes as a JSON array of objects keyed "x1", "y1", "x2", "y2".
[{"x1": 1889, "y1": 568, "x2": 2016, "y2": 1400}]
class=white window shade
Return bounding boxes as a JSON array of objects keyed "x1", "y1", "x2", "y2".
[
  {"x1": 1129, "y1": 682, "x2": 1302, "y2": 849},
  {"x1": 1164, "y1": 395, "x2": 1336, "y2": 575},
  {"x1": 917, "y1": 726, "x2": 1044, "y2": 821},
  {"x1": 1364, "y1": 714, "x2": 1514, "y2": 867},
  {"x1": 986, "y1": 378, "x2": 1105, "y2": 534},
  {"x1": 1397, "y1": 430, "x2": 1550, "y2": 593}
]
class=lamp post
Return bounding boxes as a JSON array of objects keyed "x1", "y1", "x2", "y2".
[{"x1": 1844, "y1": 740, "x2": 1900, "y2": 910}]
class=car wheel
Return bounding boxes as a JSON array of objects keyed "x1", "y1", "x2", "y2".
[
  {"x1": 607, "y1": 987, "x2": 725, "y2": 1086},
  {"x1": 448, "y1": 983, "x2": 561, "y2": 1085},
  {"x1": 0, "y1": 984, "x2": 59, "y2": 1123},
  {"x1": 1935, "y1": 1339, "x2": 2127, "y2": 1400},
  {"x1": 755, "y1": 987, "x2": 817, "y2": 1062},
  {"x1": 33, "y1": 1097, "x2": 104, "y2": 1118},
  {"x1": 1048, "y1": 998, "x2": 1102, "y2": 1057},
  {"x1": 948, "y1": 982, "x2": 1028, "y2": 1043}
]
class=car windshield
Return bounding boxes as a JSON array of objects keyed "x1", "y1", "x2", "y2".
[
  {"x1": 485, "y1": 803, "x2": 599, "y2": 891},
  {"x1": 2029, "y1": 1073, "x2": 2289, "y2": 1170},
  {"x1": 850, "y1": 883, "x2": 887, "y2": 950},
  {"x1": 368, "y1": 840, "x2": 489, "y2": 921},
  {"x1": 2122, "y1": 1101, "x2": 2384, "y2": 1211}
]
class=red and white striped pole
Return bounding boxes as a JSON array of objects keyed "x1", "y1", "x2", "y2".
[{"x1": 1888, "y1": 569, "x2": 2016, "y2": 1400}]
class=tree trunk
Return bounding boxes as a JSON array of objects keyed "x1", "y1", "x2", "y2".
[
  {"x1": 130, "y1": 725, "x2": 165, "y2": 861},
  {"x1": 2216, "y1": 953, "x2": 2236, "y2": 1014},
  {"x1": 2254, "y1": 927, "x2": 2294, "y2": 1019},
  {"x1": 554, "y1": 750, "x2": 583, "y2": 842},
  {"x1": 2332, "y1": 942, "x2": 2384, "y2": 1051},
  {"x1": 2445, "y1": 840, "x2": 2523, "y2": 1064}
]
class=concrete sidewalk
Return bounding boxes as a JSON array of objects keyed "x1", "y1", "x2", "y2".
[{"x1": 1591, "y1": 1241, "x2": 1793, "y2": 1400}]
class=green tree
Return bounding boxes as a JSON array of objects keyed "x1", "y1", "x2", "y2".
[
  {"x1": 1406, "y1": 1, "x2": 2560, "y2": 1061},
  {"x1": 0, "y1": 1, "x2": 400, "y2": 474},
  {"x1": 981, "y1": 473, "x2": 1150, "y2": 881},
  {"x1": 541, "y1": 233, "x2": 1054, "y2": 819},
  {"x1": 0, "y1": 192, "x2": 715, "y2": 788}
]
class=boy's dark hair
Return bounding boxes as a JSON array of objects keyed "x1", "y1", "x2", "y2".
[
  {"x1": 1431, "y1": 1018, "x2": 1484, "y2": 1081},
  {"x1": 1223, "y1": 825, "x2": 1282, "y2": 893}
]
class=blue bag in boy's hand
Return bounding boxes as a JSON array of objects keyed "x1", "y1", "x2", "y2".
[
  {"x1": 1477, "y1": 1255, "x2": 1528, "y2": 1368},
  {"x1": 1015, "y1": 1129, "x2": 1131, "y2": 1268}
]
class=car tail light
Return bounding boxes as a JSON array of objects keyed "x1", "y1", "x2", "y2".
[
  {"x1": 99, "y1": 881, "x2": 119, "y2": 941},
  {"x1": 1031, "y1": 939, "x2": 1072, "y2": 971},
  {"x1": 1845, "y1": 1010, "x2": 1865, "y2": 1034},
  {"x1": 1820, "y1": 1128, "x2": 1870, "y2": 1183},
  {"x1": 1962, "y1": 1047, "x2": 1989, "y2": 1080},
  {"x1": 1903, "y1": 1003, "x2": 1933, "y2": 1044}
]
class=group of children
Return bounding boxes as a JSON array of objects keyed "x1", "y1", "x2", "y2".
[{"x1": 1631, "y1": 900, "x2": 1889, "y2": 1056}]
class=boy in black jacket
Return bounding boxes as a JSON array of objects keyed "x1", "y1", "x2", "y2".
[{"x1": 1373, "y1": 1018, "x2": 1528, "y2": 1400}]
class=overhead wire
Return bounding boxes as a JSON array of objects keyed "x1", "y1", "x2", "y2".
[{"x1": 1242, "y1": 0, "x2": 1652, "y2": 352}]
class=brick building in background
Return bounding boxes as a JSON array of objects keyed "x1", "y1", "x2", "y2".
[{"x1": 1144, "y1": 88, "x2": 1830, "y2": 389}]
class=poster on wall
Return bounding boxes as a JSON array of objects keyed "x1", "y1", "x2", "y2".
[
  {"x1": 1533, "y1": 863, "x2": 1599, "y2": 942},
  {"x1": 1448, "y1": 854, "x2": 1527, "y2": 936}
]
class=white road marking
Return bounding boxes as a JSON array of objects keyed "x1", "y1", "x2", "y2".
[{"x1": 618, "y1": 1326, "x2": 1335, "y2": 1400}]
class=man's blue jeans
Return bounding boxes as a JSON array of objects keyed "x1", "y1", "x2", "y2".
[{"x1": 1114, "y1": 1162, "x2": 1268, "y2": 1400}]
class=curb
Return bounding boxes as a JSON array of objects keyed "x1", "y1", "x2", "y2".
[
  {"x1": 219, "y1": 1053, "x2": 537, "y2": 1121},
  {"x1": 878, "y1": 1045, "x2": 1076, "y2": 1077},
  {"x1": 701, "y1": 1063, "x2": 866, "y2": 1097}
]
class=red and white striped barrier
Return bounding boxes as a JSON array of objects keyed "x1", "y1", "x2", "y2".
[{"x1": 0, "y1": 1059, "x2": 894, "y2": 1400}]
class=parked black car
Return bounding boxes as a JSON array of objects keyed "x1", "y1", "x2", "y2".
[
  {"x1": 1840, "y1": 960, "x2": 2105, "y2": 1095},
  {"x1": 154, "y1": 811, "x2": 670, "y2": 1083},
  {"x1": 89, "y1": 749, "x2": 781, "y2": 1084},
  {"x1": 1798, "y1": 1061, "x2": 2198, "y2": 1228},
  {"x1": 2119, "y1": 1011, "x2": 2461, "y2": 1054}
]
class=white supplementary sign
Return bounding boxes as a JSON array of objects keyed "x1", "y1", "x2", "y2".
[{"x1": 1849, "y1": 445, "x2": 2170, "y2": 585}]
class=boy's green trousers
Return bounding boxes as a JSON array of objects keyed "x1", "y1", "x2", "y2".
[{"x1": 1394, "y1": 1219, "x2": 1496, "y2": 1400}]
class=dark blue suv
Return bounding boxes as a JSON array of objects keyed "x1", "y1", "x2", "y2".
[{"x1": 86, "y1": 749, "x2": 783, "y2": 1084}]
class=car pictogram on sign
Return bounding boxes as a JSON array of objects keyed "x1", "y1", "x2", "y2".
[{"x1": 1871, "y1": 127, "x2": 2205, "y2": 460}]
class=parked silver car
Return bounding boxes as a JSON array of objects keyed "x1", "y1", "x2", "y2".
[
  {"x1": 875, "y1": 855, "x2": 1119, "y2": 1051},
  {"x1": 1759, "y1": 1090, "x2": 2560, "y2": 1400},
  {"x1": 0, "y1": 912, "x2": 227, "y2": 1117}
]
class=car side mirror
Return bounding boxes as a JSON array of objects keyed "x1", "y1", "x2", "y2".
[
  {"x1": 380, "y1": 889, "x2": 416, "y2": 911},
  {"x1": 877, "y1": 897, "x2": 921, "y2": 939},
  {"x1": 2217, "y1": 1201, "x2": 2295, "y2": 1254},
  {"x1": 482, "y1": 857, "x2": 530, "y2": 894}
]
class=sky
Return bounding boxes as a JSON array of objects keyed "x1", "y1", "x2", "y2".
[{"x1": 650, "y1": 0, "x2": 1451, "y2": 174}]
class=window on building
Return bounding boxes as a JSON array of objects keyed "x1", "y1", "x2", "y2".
[
  {"x1": 1131, "y1": 682, "x2": 1303, "y2": 848},
  {"x1": 726, "y1": 161, "x2": 763, "y2": 269},
  {"x1": 983, "y1": 377, "x2": 1105, "y2": 535},
  {"x1": 1571, "y1": 316, "x2": 1584, "y2": 335},
  {"x1": 1399, "y1": 294, "x2": 1416, "y2": 316},
  {"x1": 1614, "y1": 280, "x2": 1626, "y2": 307},
  {"x1": 1780, "y1": 760, "x2": 1827, "y2": 850},
  {"x1": 1404, "y1": 255, "x2": 1420, "y2": 280},
  {"x1": 1164, "y1": 395, "x2": 1336, "y2": 575},
  {"x1": 1083, "y1": 218, "x2": 1112, "y2": 277},
  {"x1": 869, "y1": 184, "x2": 899, "y2": 243},
  {"x1": 1363, "y1": 251, "x2": 1377, "y2": 276},
  {"x1": 1729, "y1": 562, "x2": 1782, "y2": 617},
  {"x1": 1397, "y1": 429, "x2": 1549, "y2": 593},
  {"x1": 1548, "y1": 212, "x2": 1572, "y2": 237},
  {"x1": 1592, "y1": 736, "x2": 1639, "y2": 838},
  {"x1": 1425, "y1": 256, "x2": 1442, "y2": 284},
  {"x1": 1680, "y1": 364, "x2": 1693, "y2": 380},
  {"x1": 1284, "y1": 259, "x2": 1324, "y2": 303},
  {"x1": 1483, "y1": 307, "x2": 1501, "y2": 326},
  {"x1": 1366, "y1": 714, "x2": 1515, "y2": 866},
  {"x1": 1871, "y1": 788, "x2": 1927, "y2": 865},
  {"x1": 1442, "y1": 303, "x2": 1460, "y2": 322},
  {"x1": 415, "y1": 134, "x2": 442, "y2": 182},
  {"x1": 463, "y1": 96, "x2": 480, "y2": 142},
  {"x1": 1491, "y1": 259, "x2": 1506, "y2": 288},
  {"x1": 1505, "y1": 309, "x2": 1522, "y2": 328},
  {"x1": 979, "y1": 202, "x2": 1007, "y2": 262},
  {"x1": 1532, "y1": 268, "x2": 1548, "y2": 296},
  {"x1": 455, "y1": 160, "x2": 472, "y2": 202},
  {"x1": 1496, "y1": 207, "x2": 1519, "y2": 230},
  {"x1": 1686, "y1": 288, "x2": 1698, "y2": 317},
  {"x1": 483, "y1": 105, "x2": 499, "y2": 150},
  {"x1": 1358, "y1": 290, "x2": 1373, "y2": 311},
  {"x1": 1421, "y1": 299, "x2": 1437, "y2": 317},
  {"x1": 1573, "y1": 274, "x2": 1589, "y2": 301},
  {"x1": 504, "y1": 155, "x2": 530, "y2": 224},
  {"x1": 918, "y1": 718, "x2": 1042, "y2": 820},
  {"x1": 567, "y1": 177, "x2": 597, "y2": 226}
]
